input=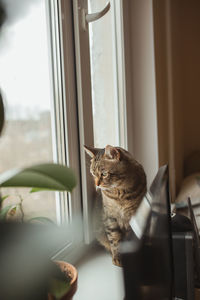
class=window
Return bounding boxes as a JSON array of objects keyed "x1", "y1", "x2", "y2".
[
  {"x1": 0, "y1": 0, "x2": 127, "y2": 261},
  {"x1": 0, "y1": 0, "x2": 83, "y2": 258},
  {"x1": 88, "y1": 0, "x2": 120, "y2": 147},
  {"x1": 0, "y1": 0, "x2": 56, "y2": 221},
  {"x1": 73, "y1": 0, "x2": 127, "y2": 244}
]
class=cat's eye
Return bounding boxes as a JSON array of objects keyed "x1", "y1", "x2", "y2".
[{"x1": 102, "y1": 171, "x2": 108, "y2": 177}]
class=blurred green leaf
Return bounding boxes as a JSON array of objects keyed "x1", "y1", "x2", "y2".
[
  {"x1": 0, "y1": 163, "x2": 77, "y2": 192},
  {"x1": 0, "y1": 205, "x2": 13, "y2": 220},
  {"x1": 49, "y1": 277, "x2": 71, "y2": 300},
  {"x1": 0, "y1": 194, "x2": 9, "y2": 205},
  {"x1": 7, "y1": 205, "x2": 17, "y2": 218},
  {"x1": 28, "y1": 216, "x2": 55, "y2": 225},
  {"x1": 7, "y1": 204, "x2": 18, "y2": 217}
]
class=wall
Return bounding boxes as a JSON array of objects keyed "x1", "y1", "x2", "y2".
[
  {"x1": 153, "y1": 0, "x2": 200, "y2": 195},
  {"x1": 174, "y1": 1, "x2": 200, "y2": 160},
  {"x1": 123, "y1": 0, "x2": 200, "y2": 195},
  {"x1": 153, "y1": 0, "x2": 184, "y2": 198}
]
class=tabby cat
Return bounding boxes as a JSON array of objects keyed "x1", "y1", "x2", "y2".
[{"x1": 84, "y1": 145, "x2": 147, "y2": 266}]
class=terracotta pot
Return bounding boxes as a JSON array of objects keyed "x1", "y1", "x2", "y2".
[{"x1": 48, "y1": 260, "x2": 78, "y2": 300}]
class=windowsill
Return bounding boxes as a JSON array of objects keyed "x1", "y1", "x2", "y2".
[{"x1": 73, "y1": 246, "x2": 125, "y2": 300}]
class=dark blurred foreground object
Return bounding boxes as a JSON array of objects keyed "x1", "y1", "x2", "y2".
[
  {"x1": 120, "y1": 165, "x2": 200, "y2": 300},
  {"x1": 0, "y1": 0, "x2": 6, "y2": 136},
  {"x1": 0, "y1": 0, "x2": 6, "y2": 29},
  {"x1": 0, "y1": 222, "x2": 78, "y2": 300},
  {"x1": 171, "y1": 213, "x2": 193, "y2": 232},
  {"x1": 0, "y1": 90, "x2": 5, "y2": 136},
  {"x1": 121, "y1": 165, "x2": 173, "y2": 299}
]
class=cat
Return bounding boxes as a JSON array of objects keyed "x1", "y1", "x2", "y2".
[{"x1": 84, "y1": 144, "x2": 147, "y2": 266}]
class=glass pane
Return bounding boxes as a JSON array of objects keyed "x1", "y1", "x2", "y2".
[
  {"x1": 88, "y1": 0, "x2": 120, "y2": 148},
  {"x1": 0, "y1": 0, "x2": 56, "y2": 222}
]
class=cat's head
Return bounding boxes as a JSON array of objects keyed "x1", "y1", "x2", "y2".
[{"x1": 84, "y1": 145, "x2": 132, "y2": 190}]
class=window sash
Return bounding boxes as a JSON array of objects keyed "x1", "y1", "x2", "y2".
[
  {"x1": 73, "y1": 0, "x2": 96, "y2": 244},
  {"x1": 48, "y1": 0, "x2": 128, "y2": 259},
  {"x1": 46, "y1": 0, "x2": 83, "y2": 259},
  {"x1": 73, "y1": 0, "x2": 128, "y2": 244}
]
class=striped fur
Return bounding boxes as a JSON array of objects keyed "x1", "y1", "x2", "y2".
[{"x1": 84, "y1": 145, "x2": 147, "y2": 266}]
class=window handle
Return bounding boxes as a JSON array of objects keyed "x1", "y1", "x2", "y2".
[{"x1": 81, "y1": 2, "x2": 110, "y2": 31}]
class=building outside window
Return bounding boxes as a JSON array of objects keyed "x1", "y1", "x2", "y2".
[{"x1": 0, "y1": 0, "x2": 56, "y2": 222}]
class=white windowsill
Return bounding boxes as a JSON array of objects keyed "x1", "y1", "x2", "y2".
[{"x1": 73, "y1": 246, "x2": 125, "y2": 300}]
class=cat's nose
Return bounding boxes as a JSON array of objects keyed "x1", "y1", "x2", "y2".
[{"x1": 95, "y1": 178, "x2": 100, "y2": 186}]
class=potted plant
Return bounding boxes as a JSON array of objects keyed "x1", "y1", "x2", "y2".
[
  {"x1": 0, "y1": 163, "x2": 79, "y2": 300},
  {"x1": 48, "y1": 261, "x2": 78, "y2": 300},
  {"x1": 0, "y1": 95, "x2": 78, "y2": 300}
]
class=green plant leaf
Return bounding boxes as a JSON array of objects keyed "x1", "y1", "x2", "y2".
[
  {"x1": 28, "y1": 216, "x2": 55, "y2": 225},
  {"x1": 0, "y1": 204, "x2": 13, "y2": 220},
  {"x1": 0, "y1": 163, "x2": 77, "y2": 193},
  {"x1": 7, "y1": 205, "x2": 17, "y2": 217},
  {"x1": 49, "y1": 278, "x2": 71, "y2": 300},
  {"x1": 0, "y1": 194, "x2": 9, "y2": 205}
]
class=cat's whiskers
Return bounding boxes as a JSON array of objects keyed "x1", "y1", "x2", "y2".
[{"x1": 96, "y1": 185, "x2": 108, "y2": 191}]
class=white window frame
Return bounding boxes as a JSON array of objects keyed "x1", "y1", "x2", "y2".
[
  {"x1": 73, "y1": 0, "x2": 128, "y2": 245},
  {"x1": 46, "y1": 0, "x2": 84, "y2": 261},
  {"x1": 111, "y1": 0, "x2": 128, "y2": 149},
  {"x1": 47, "y1": 0, "x2": 129, "y2": 262}
]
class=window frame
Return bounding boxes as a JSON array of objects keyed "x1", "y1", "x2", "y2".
[
  {"x1": 48, "y1": 0, "x2": 130, "y2": 261},
  {"x1": 73, "y1": 0, "x2": 128, "y2": 244},
  {"x1": 46, "y1": 0, "x2": 84, "y2": 260}
]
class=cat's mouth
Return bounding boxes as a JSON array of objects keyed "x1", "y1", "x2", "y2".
[
  {"x1": 96, "y1": 185, "x2": 108, "y2": 191},
  {"x1": 96, "y1": 183, "x2": 117, "y2": 191}
]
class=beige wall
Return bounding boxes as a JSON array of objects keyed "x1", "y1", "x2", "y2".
[
  {"x1": 153, "y1": 0, "x2": 184, "y2": 198},
  {"x1": 176, "y1": 1, "x2": 200, "y2": 159},
  {"x1": 153, "y1": 0, "x2": 200, "y2": 195},
  {"x1": 123, "y1": 0, "x2": 159, "y2": 187},
  {"x1": 124, "y1": 0, "x2": 200, "y2": 196}
]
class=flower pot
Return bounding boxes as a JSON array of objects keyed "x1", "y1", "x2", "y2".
[{"x1": 48, "y1": 260, "x2": 78, "y2": 300}]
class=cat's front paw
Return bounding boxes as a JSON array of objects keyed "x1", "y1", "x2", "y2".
[{"x1": 112, "y1": 256, "x2": 122, "y2": 267}]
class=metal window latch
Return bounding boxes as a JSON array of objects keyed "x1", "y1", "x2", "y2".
[{"x1": 81, "y1": 2, "x2": 110, "y2": 31}]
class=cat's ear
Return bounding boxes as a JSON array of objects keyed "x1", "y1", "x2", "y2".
[
  {"x1": 105, "y1": 145, "x2": 120, "y2": 160},
  {"x1": 84, "y1": 145, "x2": 98, "y2": 158}
]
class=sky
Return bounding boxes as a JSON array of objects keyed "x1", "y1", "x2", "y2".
[{"x1": 0, "y1": 0, "x2": 52, "y2": 120}]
